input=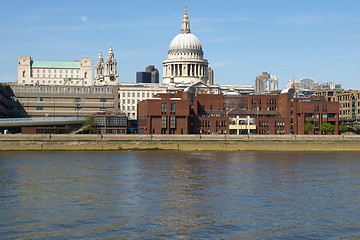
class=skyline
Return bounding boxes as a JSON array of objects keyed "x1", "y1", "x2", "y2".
[{"x1": 1, "y1": 0, "x2": 360, "y2": 89}]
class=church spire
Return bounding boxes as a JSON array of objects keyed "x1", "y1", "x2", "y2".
[
  {"x1": 181, "y1": 6, "x2": 191, "y2": 34},
  {"x1": 108, "y1": 44, "x2": 113, "y2": 55},
  {"x1": 98, "y1": 49, "x2": 103, "y2": 59}
]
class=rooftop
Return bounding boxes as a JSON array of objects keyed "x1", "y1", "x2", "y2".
[{"x1": 31, "y1": 61, "x2": 81, "y2": 69}]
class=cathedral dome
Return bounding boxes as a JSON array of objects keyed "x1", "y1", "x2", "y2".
[
  {"x1": 163, "y1": 7, "x2": 209, "y2": 85},
  {"x1": 169, "y1": 33, "x2": 202, "y2": 51}
]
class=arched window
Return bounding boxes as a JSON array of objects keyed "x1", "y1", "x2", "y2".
[
  {"x1": 22, "y1": 70, "x2": 26, "y2": 77},
  {"x1": 84, "y1": 72, "x2": 87, "y2": 78}
]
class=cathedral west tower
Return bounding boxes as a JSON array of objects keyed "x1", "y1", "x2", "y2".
[{"x1": 93, "y1": 45, "x2": 118, "y2": 86}]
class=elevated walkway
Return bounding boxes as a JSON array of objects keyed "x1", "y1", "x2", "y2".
[{"x1": 0, "y1": 117, "x2": 86, "y2": 127}]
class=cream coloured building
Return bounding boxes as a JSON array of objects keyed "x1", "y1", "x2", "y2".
[
  {"x1": 118, "y1": 83, "x2": 167, "y2": 119},
  {"x1": 17, "y1": 56, "x2": 92, "y2": 86},
  {"x1": 10, "y1": 84, "x2": 118, "y2": 118},
  {"x1": 163, "y1": 7, "x2": 210, "y2": 85}
]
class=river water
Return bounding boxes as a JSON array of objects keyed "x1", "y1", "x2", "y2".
[{"x1": 1, "y1": 151, "x2": 360, "y2": 239}]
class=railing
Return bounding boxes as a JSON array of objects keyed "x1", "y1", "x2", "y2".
[
  {"x1": 12, "y1": 86, "x2": 113, "y2": 95},
  {"x1": 0, "y1": 116, "x2": 86, "y2": 123}
]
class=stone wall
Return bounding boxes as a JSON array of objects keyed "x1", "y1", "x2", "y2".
[{"x1": 1, "y1": 134, "x2": 360, "y2": 151}]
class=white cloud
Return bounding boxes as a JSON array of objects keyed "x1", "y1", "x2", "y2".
[{"x1": 79, "y1": 16, "x2": 88, "y2": 23}]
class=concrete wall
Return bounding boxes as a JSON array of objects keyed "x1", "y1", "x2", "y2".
[{"x1": 1, "y1": 134, "x2": 359, "y2": 142}]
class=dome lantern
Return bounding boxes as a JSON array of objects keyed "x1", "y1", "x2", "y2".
[{"x1": 181, "y1": 6, "x2": 191, "y2": 34}]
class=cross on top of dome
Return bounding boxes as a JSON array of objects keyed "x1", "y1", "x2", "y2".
[{"x1": 181, "y1": 6, "x2": 191, "y2": 34}]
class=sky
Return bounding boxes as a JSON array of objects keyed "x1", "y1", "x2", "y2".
[{"x1": 1, "y1": 0, "x2": 360, "y2": 89}]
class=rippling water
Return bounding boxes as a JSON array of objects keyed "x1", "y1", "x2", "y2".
[{"x1": 1, "y1": 151, "x2": 360, "y2": 239}]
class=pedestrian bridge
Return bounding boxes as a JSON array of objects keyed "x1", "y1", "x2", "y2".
[{"x1": 0, "y1": 117, "x2": 86, "y2": 127}]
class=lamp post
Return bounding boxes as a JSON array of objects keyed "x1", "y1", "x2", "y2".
[
  {"x1": 75, "y1": 103, "x2": 80, "y2": 118},
  {"x1": 53, "y1": 97, "x2": 56, "y2": 121}
]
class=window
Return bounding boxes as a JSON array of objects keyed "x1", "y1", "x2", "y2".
[
  {"x1": 75, "y1": 107, "x2": 82, "y2": 111},
  {"x1": 170, "y1": 116, "x2": 176, "y2": 127},
  {"x1": 36, "y1": 106, "x2": 43, "y2": 110},
  {"x1": 37, "y1": 97, "x2": 43, "y2": 102},
  {"x1": 75, "y1": 98, "x2": 82, "y2": 102},
  {"x1": 100, "y1": 98, "x2": 107, "y2": 102},
  {"x1": 162, "y1": 116, "x2": 167, "y2": 127},
  {"x1": 162, "y1": 103, "x2": 166, "y2": 114},
  {"x1": 100, "y1": 107, "x2": 107, "y2": 111}
]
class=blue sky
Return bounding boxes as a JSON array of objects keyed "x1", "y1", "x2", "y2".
[{"x1": 1, "y1": 0, "x2": 360, "y2": 89}]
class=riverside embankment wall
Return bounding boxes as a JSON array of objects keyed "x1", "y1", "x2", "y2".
[{"x1": 1, "y1": 134, "x2": 360, "y2": 151}]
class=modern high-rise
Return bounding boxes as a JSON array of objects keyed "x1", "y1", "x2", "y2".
[
  {"x1": 207, "y1": 67, "x2": 214, "y2": 85},
  {"x1": 285, "y1": 78, "x2": 320, "y2": 91},
  {"x1": 145, "y1": 65, "x2": 159, "y2": 83},
  {"x1": 255, "y1": 72, "x2": 278, "y2": 92},
  {"x1": 136, "y1": 65, "x2": 159, "y2": 84},
  {"x1": 136, "y1": 72, "x2": 151, "y2": 83},
  {"x1": 320, "y1": 81, "x2": 342, "y2": 90}
]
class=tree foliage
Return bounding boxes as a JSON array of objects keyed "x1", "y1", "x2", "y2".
[
  {"x1": 304, "y1": 120, "x2": 314, "y2": 134},
  {"x1": 82, "y1": 116, "x2": 95, "y2": 134},
  {"x1": 339, "y1": 122, "x2": 348, "y2": 133},
  {"x1": 320, "y1": 122, "x2": 335, "y2": 134}
]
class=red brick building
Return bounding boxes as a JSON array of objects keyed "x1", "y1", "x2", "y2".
[
  {"x1": 138, "y1": 92, "x2": 190, "y2": 134},
  {"x1": 138, "y1": 88, "x2": 339, "y2": 135},
  {"x1": 138, "y1": 90, "x2": 228, "y2": 134},
  {"x1": 230, "y1": 89, "x2": 339, "y2": 135},
  {"x1": 297, "y1": 101, "x2": 339, "y2": 135}
]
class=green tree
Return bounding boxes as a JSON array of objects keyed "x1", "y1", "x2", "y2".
[
  {"x1": 320, "y1": 122, "x2": 335, "y2": 135},
  {"x1": 304, "y1": 120, "x2": 314, "y2": 134},
  {"x1": 339, "y1": 121, "x2": 348, "y2": 133},
  {"x1": 82, "y1": 116, "x2": 95, "y2": 134},
  {"x1": 54, "y1": 128, "x2": 61, "y2": 134}
]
